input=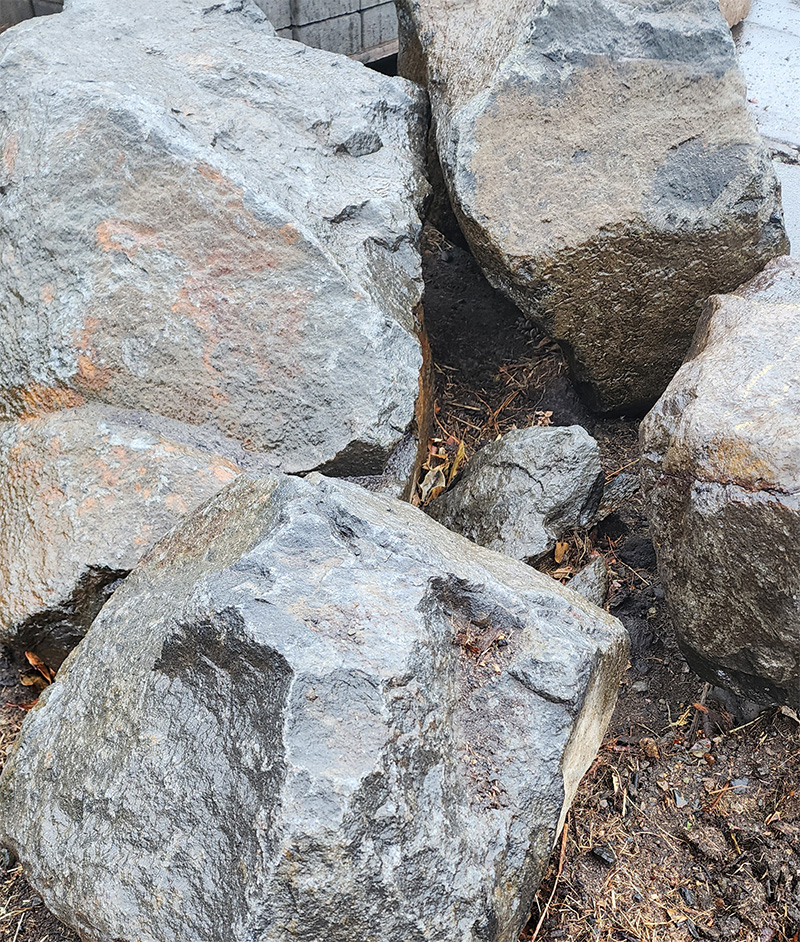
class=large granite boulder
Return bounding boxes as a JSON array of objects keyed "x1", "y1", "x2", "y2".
[
  {"x1": 0, "y1": 0, "x2": 430, "y2": 477},
  {"x1": 0, "y1": 405, "x2": 242, "y2": 668},
  {"x1": 397, "y1": 0, "x2": 787, "y2": 412},
  {"x1": 640, "y1": 257, "x2": 800, "y2": 709},
  {"x1": 0, "y1": 472, "x2": 628, "y2": 942},
  {"x1": 428, "y1": 426, "x2": 604, "y2": 562}
]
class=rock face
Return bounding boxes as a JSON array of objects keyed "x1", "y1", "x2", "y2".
[
  {"x1": 0, "y1": 472, "x2": 628, "y2": 942},
  {"x1": 0, "y1": 0, "x2": 430, "y2": 477},
  {"x1": 397, "y1": 0, "x2": 787, "y2": 412},
  {"x1": 568, "y1": 557, "x2": 609, "y2": 609},
  {"x1": 640, "y1": 257, "x2": 800, "y2": 709},
  {"x1": 0, "y1": 405, "x2": 242, "y2": 668},
  {"x1": 429, "y1": 427, "x2": 603, "y2": 562}
]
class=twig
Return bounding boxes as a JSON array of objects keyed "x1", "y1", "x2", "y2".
[
  {"x1": 12, "y1": 913, "x2": 24, "y2": 942},
  {"x1": 529, "y1": 815, "x2": 570, "y2": 941}
]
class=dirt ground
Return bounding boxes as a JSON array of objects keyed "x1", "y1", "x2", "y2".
[{"x1": 0, "y1": 226, "x2": 797, "y2": 941}]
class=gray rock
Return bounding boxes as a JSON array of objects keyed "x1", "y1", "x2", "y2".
[
  {"x1": 0, "y1": 472, "x2": 628, "y2": 942},
  {"x1": 640, "y1": 257, "x2": 800, "y2": 709},
  {"x1": 568, "y1": 557, "x2": 609, "y2": 609},
  {"x1": 428, "y1": 426, "x2": 604, "y2": 563},
  {"x1": 0, "y1": 0, "x2": 430, "y2": 478},
  {"x1": 397, "y1": 0, "x2": 787, "y2": 412},
  {"x1": 0, "y1": 405, "x2": 242, "y2": 668}
]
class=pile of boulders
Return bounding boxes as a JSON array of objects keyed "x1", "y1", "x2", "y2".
[{"x1": 0, "y1": 0, "x2": 796, "y2": 939}]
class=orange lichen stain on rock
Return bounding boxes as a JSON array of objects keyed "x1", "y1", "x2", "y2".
[
  {"x1": 75, "y1": 353, "x2": 113, "y2": 393},
  {"x1": 279, "y1": 224, "x2": 299, "y2": 246},
  {"x1": 709, "y1": 437, "x2": 776, "y2": 489},
  {"x1": 15, "y1": 384, "x2": 85, "y2": 420},
  {"x1": 212, "y1": 464, "x2": 239, "y2": 484},
  {"x1": 165, "y1": 493, "x2": 188, "y2": 514},
  {"x1": 40, "y1": 284, "x2": 55, "y2": 305},
  {"x1": 3, "y1": 134, "x2": 18, "y2": 174},
  {"x1": 96, "y1": 220, "x2": 162, "y2": 258}
]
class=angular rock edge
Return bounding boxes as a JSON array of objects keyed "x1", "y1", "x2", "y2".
[{"x1": 0, "y1": 472, "x2": 628, "y2": 942}]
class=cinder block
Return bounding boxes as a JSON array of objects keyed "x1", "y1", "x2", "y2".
[
  {"x1": 360, "y1": 1, "x2": 396, "y2": 48},
  {"x1": 253, "y1": 0, "x2": 291, "y2": 29},
  {"x1": 291, "y1": 0, "x2": 358, "y2": 29},
  {"x1": 293, "y1": 11, "x2": 361, "y2": 55}
]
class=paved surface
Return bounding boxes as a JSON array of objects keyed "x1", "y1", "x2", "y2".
[{"x1": 736, "y1": 0, "x2": 800, "y2": 254}]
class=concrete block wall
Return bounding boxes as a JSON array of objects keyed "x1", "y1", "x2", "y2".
[{"x1": 256, "y1": 0, "x2": 397, "y2": 59}]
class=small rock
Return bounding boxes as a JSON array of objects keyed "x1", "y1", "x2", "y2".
[
  {"x1": 591, "y1": 844, "x2": 617, "y2": 866},
  {"x1": 630, "y1": 679, "x2": 650, "y2": 694},
  {"x1": 568, "y1": 556, "x2": 609, "y2": 608},
  {"x1": 731, "y1": 777, "x2": 749, "y2": 794},
  {"x1": 428, "y1": 426, "x2": 603, "y2": 562}
]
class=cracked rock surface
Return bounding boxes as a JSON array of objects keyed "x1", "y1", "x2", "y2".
[
  {"x1": 0, "y1": 0, "x2": 430, "y2": 476},
  {"x1": 641, "y1": 257, "x2": 800, "y2": 709},
  {"x1": 428, "y1": 427, "x2": 604, "y2": 563},
  {"x1": 397, "y1": 0, "x2": 787, "y2": 411},
  {"x1": 0, "y1": 472, "x2": 627, "y2": 942}
]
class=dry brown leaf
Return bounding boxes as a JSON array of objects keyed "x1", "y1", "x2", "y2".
[
  {"x1": 420, "y1": 467, "x2": 447, "y2": 505},
  {"x1": 640, "y1": 737, "x2": 660, "y2": 759},
  {"x1": 554, "y1": 542, "x2": 569, "y2": 564},
  {"x1": 448, "y1": 439, "x2": 467, "y2": 484},
  {"x1": 25, "y1": 650, "x2": 55, "y2": 683}
]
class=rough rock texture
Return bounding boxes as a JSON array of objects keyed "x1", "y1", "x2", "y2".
[
  {"x1": 428, "y1": 427, "x2": 604, "y2": 562},
  {"x1": 568, "y1": 557, "x2": 609, "y2": 609},
  {"x1": 640, "y1": 257, "x2": 800, "y2": 709},
  {"x1": 0, "y1": 405, "x2": 241, "y2": 667},
  {"x1": 397, "y1": 0, "x2": 787, "y2": 412},
  {"x1": 0, "y1": 472, "x2": 628, "y2": 942},
  {"x1": 720, "y1": 0, "x2": 750, "y2": 26},
  {"x1": 0, "y1": 0, "x2": 430, "y2": 477}
]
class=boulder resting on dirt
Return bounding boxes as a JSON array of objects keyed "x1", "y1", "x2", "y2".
[
  {"x1": 0, "y1": 0, "x2": 430, "y2": 479},
  {"x1": 640, "y1": 257, "x2": 800, "y2": 709},
  {"x1": 0, "y1": 405, "x2": 241, "y2": 668},
  {"x1": 0, "y1": 472, "x2": 628, "y2": 942},
  {"x1": 397, "y1": 0, "x2": 787, "y2": 412},
  {"x1": 428, "y1": 426, "x2": 603, "y2": 562}
]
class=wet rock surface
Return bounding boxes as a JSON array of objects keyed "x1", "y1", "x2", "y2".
[
  {"x1": 398, "y1": 0, "x2": 787, "y2": 412},
  {"x1": 0, "y1": 472, "x2": 627, "y2": 942},
  {"x1": 640, "y1": 257, "x2": 800, "y2": 708},
  {"x1": 428, "y1": 426, "x2": 604, "y2": 563},
  {"x1": 0, "y1": 0, "x2": 429, "y2": 477},
  {"x1": 0, "y1": 405, "x2": 242, "y2": 668}
]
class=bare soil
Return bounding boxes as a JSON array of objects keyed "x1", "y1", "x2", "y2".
[{"x1": 0, "y1": 226, "x2": 797, "y2": 942}]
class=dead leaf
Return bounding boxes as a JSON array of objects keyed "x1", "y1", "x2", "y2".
[
  {"x1": 24, "y1": 650, "x2": 55, "y2": 684},
  {"x1": 640, "y1": 737, "x2": 660, "y2": 759},
  {"x1": 419, "y1": 467, "x2": 447, "y2": 505},
  {"x1": 448, "y1": 439, "x2": 467, "y2": 484},
  {"x1": 20, "y1": 674, "x2": 39, "y2": 687},
  {"x1": 554, "y1": 542, "x2": 569, "y2": 564}
]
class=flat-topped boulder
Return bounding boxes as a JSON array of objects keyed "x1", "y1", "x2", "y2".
[
  {"x1": 0, "y1": 472, "x2": 628, "y2": 942},
  {"x1": 0, "y1": 0, "x2": 430, "y2": 478},
  {"x1": 0, "y1": 405, "x2": 242, "y2": 667},
  {"x1": 641, "y1": 257, "x2": 800, "y2": 708},
  {"x1": 397, "y1": 0, "x2": 787, "y2": 411}
]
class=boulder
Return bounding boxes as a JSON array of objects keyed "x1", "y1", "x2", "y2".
[
  {"x1": 0, "y1": 0, "x2": 430, "y2": 479},
  {"x1": 397, "y1": 0, "x2": 787, "y2": 412},
  {"x1": 428, "y1": 426, "x2": 604, "y2": 562},
  {"x1": 0, "y1": 405, "x2": 242, "y2": 668},
  {"x1": 0, "y1": 472, "x2": 628, "y2": 942},
  {"x1": 640, "y1": 257, "x2": 800, "y2": 708}
]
